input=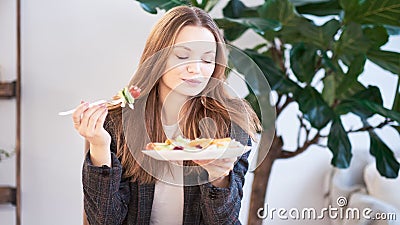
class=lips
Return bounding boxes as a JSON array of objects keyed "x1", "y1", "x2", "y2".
[{"x1": 182, "y1": 78, "x2": 202, "y2": 85}]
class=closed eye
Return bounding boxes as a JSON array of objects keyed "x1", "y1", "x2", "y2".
[
  {"x1": 176, "y1": 55, "x2": 189, "y2": 60},
  {"x1": 202, "y1": 53, "x2": 215, "y2": 64}
]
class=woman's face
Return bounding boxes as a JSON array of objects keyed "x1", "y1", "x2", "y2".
[{"x1": 160, "y1": 25, "x2": 217, "y2": 97}]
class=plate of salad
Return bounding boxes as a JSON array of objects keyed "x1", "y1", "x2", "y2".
[{"x1": 142, "y1": 136, "x2": 251, "y2": 161}]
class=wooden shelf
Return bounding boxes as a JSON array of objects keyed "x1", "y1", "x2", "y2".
[
  {"x1": 0, "y1": 0, "x2": 21, "y2": 224},
  {"x1": 0, "y1": 81, "x2": 17, "y2": 99},
  {"x1": 0, "y1": 186, "x2": 16, "y2": 206}
]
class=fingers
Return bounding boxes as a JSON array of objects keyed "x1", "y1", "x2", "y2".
[
  {"x1": 194, "y1": 158, "x2": 236, "y2": 167},
  {"x1": 72, "y1": 101, "x2": 89, "y2": 128},
  {"x1": 71, "y1": 101, "x2": 111, "y2": 148},
  {"x1": 194, "y1": 157, "x2": 237, "y2": 179},
  {"x1": 95, "y1": 107, "x2": 108, "y2": 131},
  {"x1": 81, "y1": 104, "x2": 104, "y2": 128},
  {"x1": 87, "y1": 104, "x2": 107, "y2": 133},
  {"x1": 192, "y1": 159, "x2": 213, "y2": 166},
  {"x1": 208, "y1": 159, "x2": 235, "y2": 172},
  {"x1": 72, "y1": 101, "x2": 108, "y2": 134}
]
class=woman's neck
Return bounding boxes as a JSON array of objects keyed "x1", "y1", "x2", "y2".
[{"x1": 159, "y1": 88, "x2": 188, "y2": 126}]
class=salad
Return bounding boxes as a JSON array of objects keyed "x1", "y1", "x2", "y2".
[
  {"x1": 115, "y1": 86, "x2": 141, "y2": 109},
  {"x1": 145, "y1": 136, "x2": 242, "y2": 152}
]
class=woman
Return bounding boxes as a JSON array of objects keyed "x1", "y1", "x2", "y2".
[{"x1": 72, "y1": 5, "x2": 261, "y2": 225}]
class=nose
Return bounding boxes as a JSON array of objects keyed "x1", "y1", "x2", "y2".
[{"x1": 186, "y1": 60, "x2": 201, "y2": 74}]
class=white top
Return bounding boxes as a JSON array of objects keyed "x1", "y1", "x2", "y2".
[{"x1": 150, "y1": 123, "x2": 184, "y2": 225}]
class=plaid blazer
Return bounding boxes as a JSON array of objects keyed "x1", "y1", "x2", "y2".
[{"x1": 82, "y1": 123, "x2": 251, "y2": 225}]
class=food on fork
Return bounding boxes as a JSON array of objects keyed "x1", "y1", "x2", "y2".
[{"x1": 115, "y1": 86, "x2": 141, "y2": 109}]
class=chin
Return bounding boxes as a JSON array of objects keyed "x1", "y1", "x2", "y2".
[
  {"x1": 176, "y1": 89, "x2": 203, "y2": 97},
  {"x1": 176, "y1": 84, "x2": 207, "y2": 97}
]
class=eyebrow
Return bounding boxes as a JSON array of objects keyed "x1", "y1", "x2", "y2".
[{"x1": 173, "y1": 45, "x2": 216, "y2": 54}]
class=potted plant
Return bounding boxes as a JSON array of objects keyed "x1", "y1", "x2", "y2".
[{"x1": 133, "y1": 0, "x2": 400, "y2": 224}]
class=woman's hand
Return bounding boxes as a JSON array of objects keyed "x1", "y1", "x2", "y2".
[
  {"x1": 72, "y1": 101, "x2": 111, "y2": 147},
  {"x1": 72, "y1": 101, "x2": 112, "y2": 166},
  {"x1": 193, "y1": 157, "x2": 237, "y2": 188}
]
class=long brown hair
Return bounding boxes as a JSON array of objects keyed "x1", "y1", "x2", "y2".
[{"x1": 106, "y1": 6, "x2": 261, "y2": 184}]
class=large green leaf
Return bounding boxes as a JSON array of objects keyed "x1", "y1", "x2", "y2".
[
  {"x1": 338, "y1": 81, "x2": 366, "y2": 101},
  {"x1": 228, "y1": 48, "x2": 282, "y2": 98},
  {"x1": 245, "y1": 90, "x2": 262, "y2": 123},
  {"x1": 352, "y1": 86, "x2": 383, "y2": 104},
  {"x1": 214, "y1": 18, "x2": 248, "y2": 41},
  {"x1": 335, "y1": 86, "x2": 386, "y2": 119},
  {"x1": 336, "y1": 22, "x2": 370, "y2": 53},
  {"x1": 202, "y1": 0, "x2": 220, "y2": 12},
  {"x1": 362, "y1": 100, "x2": 399, "y2": 121},
  {"x1": 135, "y1": 0, "x2": 186, "y2": 14},
  {"x1": 334, "y1": 22, "x2": 371, "y2": 65},
  {"x1": 258, "y1": 0, "x2": 311, "y2": 43},
  {"x1": 337, "y1": 0, "x2": 358, "y2": 13},
  {"x1": 293, "y1": 19, "x2": 340, "y2": 49},
  {"x1": 258, "y1": 0, "x2": 300, "y2": 25},
  {"x1": 340, "y1": 0, "x2": 400, "y2": 27},
  {"x1": 321, "y1": 55, "x2": 365, "y2": 105},
  {"x1": 290, "y1": 43, "x2": 318, "y2": 83},
  {"x1": 393, "y1": 78, "x2": 400, "y2": 112},
  {"x1": 320, "y1": 19, "x2": 341, "y2": 48},
  {"x1": 242, "y1": 49, "x2": 302, "y2": 95},
  {"x1": 328, "y1": 116, "x2": 352, "y2": 168},
  {"x1": 336, "y1": 99, "x2": 400, "y2": 122},
  {"x1": 216, "y1": 17, "x2": 281, "y2": 37},
  {"x1": 322, "y1": 75, "x2": 336, "y2": 106},
  {"x1": 392, "y1": 79, "x2": 400, "y2": 134},
  {"x1": 321, "y1": 52, "x2": 343, "y2": 73},
  {"x1": 296, "y1": 86, "x2": 334, "y2": 129},
  {"x1": 363, "y1": 26, "x2": 389, "y2": 49},
  {"x1": 336, "y1": 55, "x2": 366, "y2": 99},
  {"x1": 385, "y1": 25, "x2": 400, "y2": 35},
  {"x1": 223, "y1": 0, "x2": 259, "y2": 18},
  {"x1": 366, "y1": 49, "x2": 400, "y2": 75},
  {"x1": 296, "y1": 0, "x2": 341, "y2": 16},
  {"x1": 227, "y1": 47, "x2": 274, "y2": 130},
  {"x1": 245, "y1": 87, "x2": 275, "y2": 130},
  {"x1": 392, "y1": 125, "x2": 400, "y2": 138},
  {"x1": 369, "y1": 131, "x2": 400, "y2": 178}
]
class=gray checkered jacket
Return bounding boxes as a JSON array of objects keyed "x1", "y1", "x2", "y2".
[{"x1": 82, "y1": 123, "x2": 251, "y2": 225}]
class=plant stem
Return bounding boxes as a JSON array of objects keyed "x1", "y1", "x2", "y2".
[
  {"x1": 270, "y1": 39, "x2": 287, "y2": 76},
  {"x1": 347, "y1": 118, "x2": 394, "y2": 133},
  {"x1": 392, "y1": 76, "x2": 400, "y2": 109},
  {"x1": 278, "y1": 132, "x2": 321, "y2": 158},
  {"x1": 276, "y1": 96, "x2": 293, "y2": 116},
  {"x1": 248, "y1": 131, "x2": 281, "y2": 225}
]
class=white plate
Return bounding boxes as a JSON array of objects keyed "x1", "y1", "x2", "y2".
[{"x1": 142, "y1": 145, "x2": 252, "y2": 161}]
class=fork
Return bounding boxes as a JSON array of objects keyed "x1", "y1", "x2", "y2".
[{"x1": 58, "y1": 99, "x2": 122, "y2": 116}]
